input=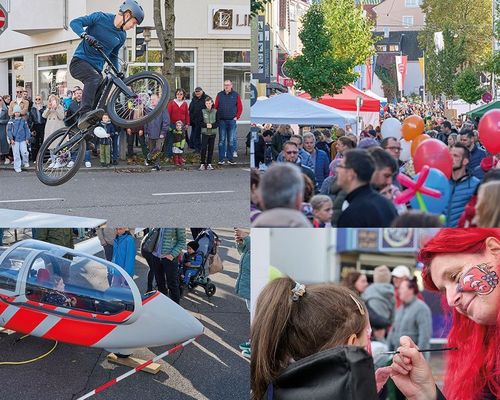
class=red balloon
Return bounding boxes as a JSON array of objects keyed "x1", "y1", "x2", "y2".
[
  {"x1": 413, "y1": 138, "x2": 453, "y2": 178},
  {"x1": 478, "y1": 109, "x2": 500, "y2": 154}
]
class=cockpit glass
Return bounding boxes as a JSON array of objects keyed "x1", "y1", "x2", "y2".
[{"x1": 0, "y1": 248, "x2": 31, "y2": 292}]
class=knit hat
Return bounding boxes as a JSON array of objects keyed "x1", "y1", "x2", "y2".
[
  {"x1": 373, "y1": 265, "x2": 391, "y2": 283},
  {"x1": 357, "y1": 137, "x2": 379, "y2": 149},
  {"x1": 13, "y1": 104, "x2": 21, "y2": 113},
  {"x1": 187, "y1": 241, "x2": 199, "y2": 252}
]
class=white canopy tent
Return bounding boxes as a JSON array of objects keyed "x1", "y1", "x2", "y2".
[
  {"x1": 364, "y1": 89, "x2": 387, "y2": 104},
  {"x1": 251, "y1": 93, "x2": 357, "y2": 127}
]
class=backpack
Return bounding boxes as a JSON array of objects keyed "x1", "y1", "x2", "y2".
[{"x1": 141, "y1": 228, "x2": 160, "y2": 255}]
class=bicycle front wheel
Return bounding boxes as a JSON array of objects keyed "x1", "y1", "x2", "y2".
[
  {"x1": 107, "y1": 71, "x2": 170, "y2": 128},
  {"x1": 36, "y1": 127, "x2": 86, "y2": 186}
]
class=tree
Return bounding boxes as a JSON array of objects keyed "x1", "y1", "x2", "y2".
[
  {"x1": 322, "y1": 0, "x2": 376, "y2": 66},
  {"x1": 375, "y1": 54, "x2": 398, "y2": 101},
  {"x1": 251, "y1": 0, "x2": 273, "y2": 17},
  {"x1": 153, "y1": 0, "x2": 175, "y2": 97},
  {"x1": 454, "y1": 68, "x2": 484, "y2": 104},
  {"x1": 285, "y1": 4, "x2": 358, "y2": 98}
]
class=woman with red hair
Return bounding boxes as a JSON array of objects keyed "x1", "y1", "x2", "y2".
[{"x1": 418, "y1": 228, "x2": 500, "y2": 400}]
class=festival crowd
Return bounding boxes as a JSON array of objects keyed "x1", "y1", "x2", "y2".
[{"x1": 250, "y1": 108, "x2": 500, "y2": 228}]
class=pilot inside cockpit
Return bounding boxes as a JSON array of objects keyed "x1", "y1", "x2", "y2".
[{"x1": 40, "y1": 274, "x2": 77, "y2": 308}]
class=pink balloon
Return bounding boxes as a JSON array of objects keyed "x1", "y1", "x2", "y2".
[
  {"x1": 478, "y1": 109, "x2": 500, "y2": 154},
  {"x1": 413, "y1": 139, "x2": 453, "y2": 178},
  {"x1": 394, "y1": 166, "x2": 442, "y2": 205}
]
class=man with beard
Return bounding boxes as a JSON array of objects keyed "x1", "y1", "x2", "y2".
[{"x1": 443, "y1": 143, "x2": 479, "y2": 227}]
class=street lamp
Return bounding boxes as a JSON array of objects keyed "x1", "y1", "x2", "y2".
[{"x1": 143, "y1": 27, "x2": 152, "y2": 71}]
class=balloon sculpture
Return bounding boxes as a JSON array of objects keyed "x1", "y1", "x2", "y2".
[
  {"x1": 394, "y1": 165, "x2": 449, "y2": 214},
  {"x1": 401, "y1": 115, "x2": 424, "y2": 141},
  {"x1": 478, "y1": 109, "x2": 500, "y2": 154}
]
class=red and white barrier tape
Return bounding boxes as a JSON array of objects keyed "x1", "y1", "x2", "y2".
[{"x1": 77, "y1": 336, "x2": 199, "y2": 400}]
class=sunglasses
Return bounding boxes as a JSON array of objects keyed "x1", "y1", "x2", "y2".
[
  {"x1": 16, "y1": 91, "x2": 22, "y2": 93},
  {"x1": 35, "y1": 98, "x2": 41, "y2": 101},
  {"x1": 285, "y1": 151, "x2": 298, "y2": 155}
]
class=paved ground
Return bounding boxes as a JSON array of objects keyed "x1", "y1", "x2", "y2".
[
  {"x1": 0, "y1": 229, "x2": 250, "y2": 400},
  {"x1": 0, "y1": 167, "x2": 249, "y2": 226}
]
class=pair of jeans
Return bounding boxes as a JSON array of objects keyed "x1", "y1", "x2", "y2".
[
  {"x1": 69, "y1": 57, "x2": 102, "y2": 115},
  {"x1": 152, "y1": 255, "x2": 180, "y2": 303},
  {"x1": 218, "y1": 119, "x2": 236, "y2": 161},
  {"x1": 190, "y1": 124, "x2": 202, "y2": 152},
  {"x1": 12, "y1": 141, "x2": 29, "y2": 170},
  {"x1": 127, "y1": 130, "x2": 147, "y2": 157},
  {"x1": 201, "y1": 134, "x2": 215, "y2": 165},
  {"x1": 111, "y1": 134, "x2": 119, "y2": 161}
]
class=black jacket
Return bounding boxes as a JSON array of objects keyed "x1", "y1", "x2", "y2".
[
  {"x1": 337, "y1": 184, "x2": 398, "y2": 227},
  {"x1": 65, "y1": 99, "x2": 81, "y2": 127},
  {"x1": 189, "y1": 92, "x2": 207, "y2": 125},
  {"x1": 265, "y1": 346, "x2": 378, "y2": 400}
]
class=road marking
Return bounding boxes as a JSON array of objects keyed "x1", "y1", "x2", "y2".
[
  {"x1": 0, "y1": 198, "x2": 64, "y2": 204},
  {"x1": 152, "y1": 190, "x2": 235, "y2": 196}
]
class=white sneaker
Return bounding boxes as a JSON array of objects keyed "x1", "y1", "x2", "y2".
[
  {"x1": 4, "y1": 158, "x2": 10, "y2": 165},
  {"x1": 218, "y1": 160, "x2": 225, "y2": 165},
  {"x1": 23, "y1": 163, "x2": 29, "y2": 168},
  {"x1": 67, "y1": 160, "x2": 75, "y2": 168},
  {"x1": 207, "y1": 164, "x2": 214, "y2": 170},
  {"x1": 199, "y1": 164, "x2": 206, "y2": 170},
  {"x1": 233, "y1": 151, "x2": 238, "y2": 158},
  {"x1": 14, "y1": 169, "x2": 21, "y2": 173},
  {"x1": 85, "y1": 161, "x2": 91, "y2": 168}
]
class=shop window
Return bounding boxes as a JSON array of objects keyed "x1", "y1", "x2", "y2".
[
  {"x1": 128, "y1": 49, "x2": 196, "y2": 98},
  {"x1": 36, "y1": 52, "x2": 68, "y2": 102},
  {"x1": 223, "y1": 50, "x2": 251, "y2": 100}
]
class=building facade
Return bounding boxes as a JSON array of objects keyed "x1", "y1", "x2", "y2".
[{"x1": 0, "y1": 0, "x2": 251, "y2": 120}]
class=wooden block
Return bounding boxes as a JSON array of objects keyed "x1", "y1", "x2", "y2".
[
  {"x1": 0, "y1": 327, "x2": 15, "y2": 335},
  {"x1": 107, "y1": 353, "x2": 162, "y2": 374}
]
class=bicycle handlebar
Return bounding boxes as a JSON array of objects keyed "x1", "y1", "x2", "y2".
[{"x1": 86, "y1": 40, "x2": 121, "y2": 76}]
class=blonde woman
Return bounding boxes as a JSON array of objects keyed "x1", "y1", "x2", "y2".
[
  {"x1": 42, "y1": 94, "x2": 65, "y2": 138},
  {"x1": 475, "y1": 181, "x2": 500, "y2": 227}
]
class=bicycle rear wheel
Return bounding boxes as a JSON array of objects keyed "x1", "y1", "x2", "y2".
[
  {"x1": 107, "y1": 71, "x2": 170, "y2": 128},
  {"x1": 36, "y1": 127, "x2": 86, "y2": 186}
]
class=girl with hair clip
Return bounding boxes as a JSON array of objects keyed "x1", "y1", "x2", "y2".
[
  {"x1": 419, "y1": 228, "x2": 500, "y2": 400},
  {"x1": 251, "y1": 276, "x2": 440, "y2": 400}
]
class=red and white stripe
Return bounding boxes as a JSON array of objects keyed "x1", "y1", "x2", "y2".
[{"x1": 77, "y1": 336, "x2": 200, "y2": 400}]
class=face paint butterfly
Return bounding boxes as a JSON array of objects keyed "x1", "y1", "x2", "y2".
[{"x1": 457, "y1": 263, "x2": 499, "y2": 296}]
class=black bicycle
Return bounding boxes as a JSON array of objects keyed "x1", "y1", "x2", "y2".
[{"x1": 36, "y1": 44, "x2": 169, "y2": 186}]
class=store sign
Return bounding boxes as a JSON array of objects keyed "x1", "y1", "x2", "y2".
[
  {"x1": 253, "y1": 15, "x2": 271, "y2": 84},
  {"x1": 209, "y1": 5, "x2": 250, "y2": 35}
]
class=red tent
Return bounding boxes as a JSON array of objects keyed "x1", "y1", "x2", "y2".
[{"x1": 299, "y1": 85, "x2": 380, "y2": 112}]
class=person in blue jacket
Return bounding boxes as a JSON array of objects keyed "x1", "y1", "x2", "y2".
[
  {"x1": 7, "y1": 104, "x2": 31, "y2": 172},
  {"x1": 69, "y1": 1, "x2": 144, "y2": 129},
  {"x1": 111, "y1": 228, "x2": 136, "y2": 286},
  {"x1": 303, "y1": 132, "x2": 330, "y2": 188}
]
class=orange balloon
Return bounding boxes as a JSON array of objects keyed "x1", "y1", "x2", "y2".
[
  {"x1": 411, "y1": 134, "x2": 430, "y2": 157},
  {"x1": 402, "y1": 115, "x2": 425, "y2": 141}
]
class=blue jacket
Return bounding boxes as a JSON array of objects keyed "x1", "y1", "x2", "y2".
[
  {"x1": 468, "y1": 144, "x2": 486, "y2": 172},
  {"x1": 70, "y1": 12, "x2": 126, "y2": 71},
  {"x1": 144, "y1": 108, "x2": 170, "y2": 139},
  {"x1": 112, "y1": 233, "x2": 136, "y2": 277},
  {"x1": 7, "y1": 117, "x2": 31, "y2": 142},
  {"x1": 444, "y1": 174, "x2": 480, "y2": 227},
  {"x1": 312, "y1": 149, "x2": 330, "y2": 188}
]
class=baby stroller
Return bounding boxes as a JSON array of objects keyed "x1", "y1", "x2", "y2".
[{"x1": 179, "y1": 229, "x2": 219, "y2": 297}]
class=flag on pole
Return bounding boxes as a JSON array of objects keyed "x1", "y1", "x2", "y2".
[
  {"x1": 418, "y1": 57, "x2": 425, "y2": 77},
  {"x1": 366, "y1": 59, "x2": 373, "y2": 90},
  {"x1": 395, "y1": 55, "x2": 407, "y2": 93}
]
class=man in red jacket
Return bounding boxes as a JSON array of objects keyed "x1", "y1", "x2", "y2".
[{"x1": 214, "y1": 80, "x2": 242, "y2": 164}]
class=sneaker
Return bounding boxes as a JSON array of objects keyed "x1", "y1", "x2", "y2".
[
  {"x1": 4, "y1": 158, "x2": 10, "y2": 165},
  {"x1": 144, "y1": 159, "x2": 150, "y2": 166},
  {"x1": 199, "y1": 164, "x2": 206, "y2": 170},
  {"x1": 77, "y1": 109, "x2": 105, "y2": 130},
  {"x1": 152, "y1": 165, "x2": 161, "y2": 171},
  {"x1": 227, "y1": 160, "x2": 236, "y2": 165},
  {"x1": 23, "y1": 163, "x2": 29, "y2": 168},
  {"x1": 239, "y1": 341, "x2": 251, "y2": 351},
  {"x1": 218, "y1": 160, "x2": 225, "y2": 165},
  {"x1": 241, "y1": 349, "x2": 251, "y2": 359},
  {"x1": 14, "y1": 168, "x2": 22, "y2": 173},
  {"x1": 233, "y1": 151, "x2": 238, "y2": 158},
  {"x1": 67, "y1": 160, "x2": 75, "y2": 168},
  {"x1": 85, "y1": 161, "x2": 91, "y2": 168},
  {"x1": 112, "y1": 160, "x2": 118, "y2": 165},
  {"x1": 207, "y1": 164, "x2": 214, "y2": 170},
  {"x1": 101, "y1": 162, "x2": 106, "y2": 167}
]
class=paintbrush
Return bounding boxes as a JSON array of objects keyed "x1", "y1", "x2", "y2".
[{"x1": 381, "y1": 347, "x2": 458, "y2": 355}]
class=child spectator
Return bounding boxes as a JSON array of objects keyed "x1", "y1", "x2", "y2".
[
  {"x1": 144, "y1": 94, "x2": 170, "y2": 171},
  {"x1": 7, "y1": 104, "x2": 31, "y2": 172},
  {"x1": 181, "y1": 241, "x2": 203, "y2": 286},
  {"x1": 98, "y1": 114, "x2": 113, "y2": 167},
  {"x1": 111, "y1": 227, "x2": 136, "y2": 287},
  {"x1": 200, "y1": 96, "x2": 218, "y2": 170},
  {"x1": 310, "y1": 194, "x2": 333, "y2": 228},
  {"x1": 171, "y1": 120, "x2": 186, "y2": 166}
]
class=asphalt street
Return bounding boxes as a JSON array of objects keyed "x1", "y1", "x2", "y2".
[
  {"x1": 0, "y1": 168, "x2": 249, "y2": 226},
  {"x1": 0, "y1": 230, "x2": 250, "y2": 400}
]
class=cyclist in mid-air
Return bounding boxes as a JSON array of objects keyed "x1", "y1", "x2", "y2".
[{"x1": 69, "y1": 0, "x2": 144, "y2": 130}]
